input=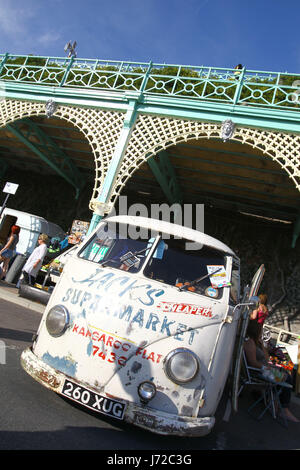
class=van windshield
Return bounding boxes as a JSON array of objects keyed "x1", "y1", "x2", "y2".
[
  {"x1": 78, "y1": 222, "x2": 153, "y2": 273},
  {"x1": 79, "y1": 222, "x2": 229, "y2": 299},
  {"x1": 143, "y1": 236, "x2": 228, "y2": 299}
]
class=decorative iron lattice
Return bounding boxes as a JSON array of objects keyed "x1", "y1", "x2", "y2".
[
  {"x1": 107, "y1": 114, "x2": 300, "y2": 206},
  {"x1": 1, "y1": 54, "x2": 300, "y2": 110},
  {"x1": 0, "y1": 99, "x2": 299, "y2": 215},
  {"x1": 0, "y1": 99, "x2": 124, "y2": 202}
]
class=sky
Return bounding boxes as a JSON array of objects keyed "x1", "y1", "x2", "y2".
[{"x1": 0, "y1": 0, "x2": 299, "y2": 73}]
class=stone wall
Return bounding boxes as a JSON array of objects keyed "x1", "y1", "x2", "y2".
[{"x1": 205, "y1": 207, "x2": 300, "y2": 332}]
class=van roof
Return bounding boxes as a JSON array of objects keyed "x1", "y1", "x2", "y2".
[
  {"x1": 104, "y1": 215, "x2": 237, "y2": 257},
  {"x1": 0, "y1": 207, "x2": 65, "y2": 237}
]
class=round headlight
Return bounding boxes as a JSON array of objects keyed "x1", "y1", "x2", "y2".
[
  {"x1": 46, "y1": 305, "x2": 69, "y2": 337},
  {"x1": 164, "y1": 348, "x2": 199, "y2": 384},
  {"x1": 137, "y1": 381, "x2": 156, "y2": 403}
]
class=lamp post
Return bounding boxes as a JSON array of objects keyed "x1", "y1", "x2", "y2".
[{"x1": 64, "y1": 41, "x2": 77, "y2": 58}]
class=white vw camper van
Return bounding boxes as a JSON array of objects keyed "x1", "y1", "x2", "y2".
[{"x1": 21, "y1": 216, "x2": 263, "y2": 436}]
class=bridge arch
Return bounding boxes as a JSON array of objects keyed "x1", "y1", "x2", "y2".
[
  {"x1": 102, "y1": 114, "x2": 300, "y2": 207},
  {"x1": 0, "y1": 98, "x2": 125, "y2": 197},
  {"x1": 1, "y1": 100, "x2": 299, "y2": 225}
]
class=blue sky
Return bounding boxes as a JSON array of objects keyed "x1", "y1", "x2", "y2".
[{"x1": 0, "y1": 0, "x2": 299, "y2": 73}]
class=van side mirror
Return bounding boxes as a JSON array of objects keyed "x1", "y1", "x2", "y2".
[
  {"x1": 232, "y1": 296, "x2": 259, "y2": 315},
  {"x1": 248, "y1": 296, "x2": 259, "y2": 307}
]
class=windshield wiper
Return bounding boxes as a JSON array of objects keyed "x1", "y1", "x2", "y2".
[
  {"x1": 120, "y1": 247, "x2": 149, "y2": 261},
  {"x1": 178, "y1": 267, "x2": 222, "y2": 291},
  {"x1": 99, "y1": 246, "x2": 150, "y2": 266}
]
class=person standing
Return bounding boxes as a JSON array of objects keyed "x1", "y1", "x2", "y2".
[
  {"x1": 234, "y1": 63, "x2": 243, "y2": 76},
  {"x1": 250, "y1": 293, "x2": 269, "y2": 329},
  {"x1": 21, "y1": 233, "x2": 49, "y2": 286},
  {"x1": 0, "y1": 225, "x2": 21, "y2": 280}
]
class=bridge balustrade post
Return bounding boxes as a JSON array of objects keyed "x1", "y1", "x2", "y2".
[
  {"x1": 233, "y1": 67, "x2": 245, "y2": 105},
  {"x1": 0, "y1": 53, "x2": 9, "y2": 76},
  {"x1": 59, "y1": 56, "x2": 75, "y2": 87}
]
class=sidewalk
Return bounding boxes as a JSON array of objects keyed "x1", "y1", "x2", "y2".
[{"x1": 0, "y1": 280, "x2": 45, "y2": 314}]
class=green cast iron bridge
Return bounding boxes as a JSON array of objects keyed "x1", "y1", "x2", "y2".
[{"x1": 0, "y1": 53, "x2": 299, "y2": 244}]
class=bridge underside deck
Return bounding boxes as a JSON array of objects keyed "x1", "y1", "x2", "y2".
[{"x1": 0, "y1": 115, "x2": 299, "y2": 227}]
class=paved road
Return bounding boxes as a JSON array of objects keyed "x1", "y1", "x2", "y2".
[{"x1": 0, "y1": 297, "x2": 300, "y2": 453}]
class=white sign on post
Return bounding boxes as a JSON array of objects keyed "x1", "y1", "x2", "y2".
[{"x1": 3, "y1": 182, "x2": 19, "y2": 195}]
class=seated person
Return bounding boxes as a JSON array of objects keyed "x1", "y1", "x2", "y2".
[{"x1": 244, "y1": 320, "x2": 299, "y2": 422}]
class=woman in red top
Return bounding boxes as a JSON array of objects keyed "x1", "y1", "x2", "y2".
[
  {"x1": 0, "y1": 225, "x2": 20, "y2": 280},
  {"x1": 251, "y1": 294, "x2": 269, "y2": 324},
  {"x1": 250, "y1": 293, "x2": 269, "y2": 340}
]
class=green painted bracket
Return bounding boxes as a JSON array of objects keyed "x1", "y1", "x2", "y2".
[
  {"x1": 6, "y1": 119, "x2": 85, "y2": 198},
  {"x1": 291, "y1": 211, "x2": 300, "y2": 248},
  {"x1": 148, "y1": 150, "x2": 182, "y2": 204}
]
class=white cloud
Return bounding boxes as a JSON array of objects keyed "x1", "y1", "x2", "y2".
[
  {"x1": 38, "y1": 32, "x2": 62, "y2": 45},
  {"x1": 0, "y1": 0, "x2": 35, "y2": 35},
  {"x1": 0, "y1": 0, "x2": 63, "y2": 54}
]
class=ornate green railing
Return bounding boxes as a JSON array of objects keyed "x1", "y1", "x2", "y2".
[{"x1": 1, "y1": 53, "x2": 300, "y2": 110}]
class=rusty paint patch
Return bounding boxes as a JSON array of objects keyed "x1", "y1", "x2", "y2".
[
  {"x1": 36, "y1": 370, "x2": 60, "y2": 388},
  {"x1": 106, "y1": 392, "x2": 122, "y2": 400},
  {"x1": 134, "y1": 412, "x2": 156, "y2": 428},
  {"x1": 198, "y1": 398, "x2": 205, "y2": 407}
]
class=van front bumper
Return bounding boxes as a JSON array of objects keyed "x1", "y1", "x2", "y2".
[{"x1": 20, "y1": 347, "x2": 215, "y2": 437}]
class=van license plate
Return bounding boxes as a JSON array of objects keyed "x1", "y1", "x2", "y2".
[{"x1": 62, "y1": 379, "x2": 126, "y2": 420}]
